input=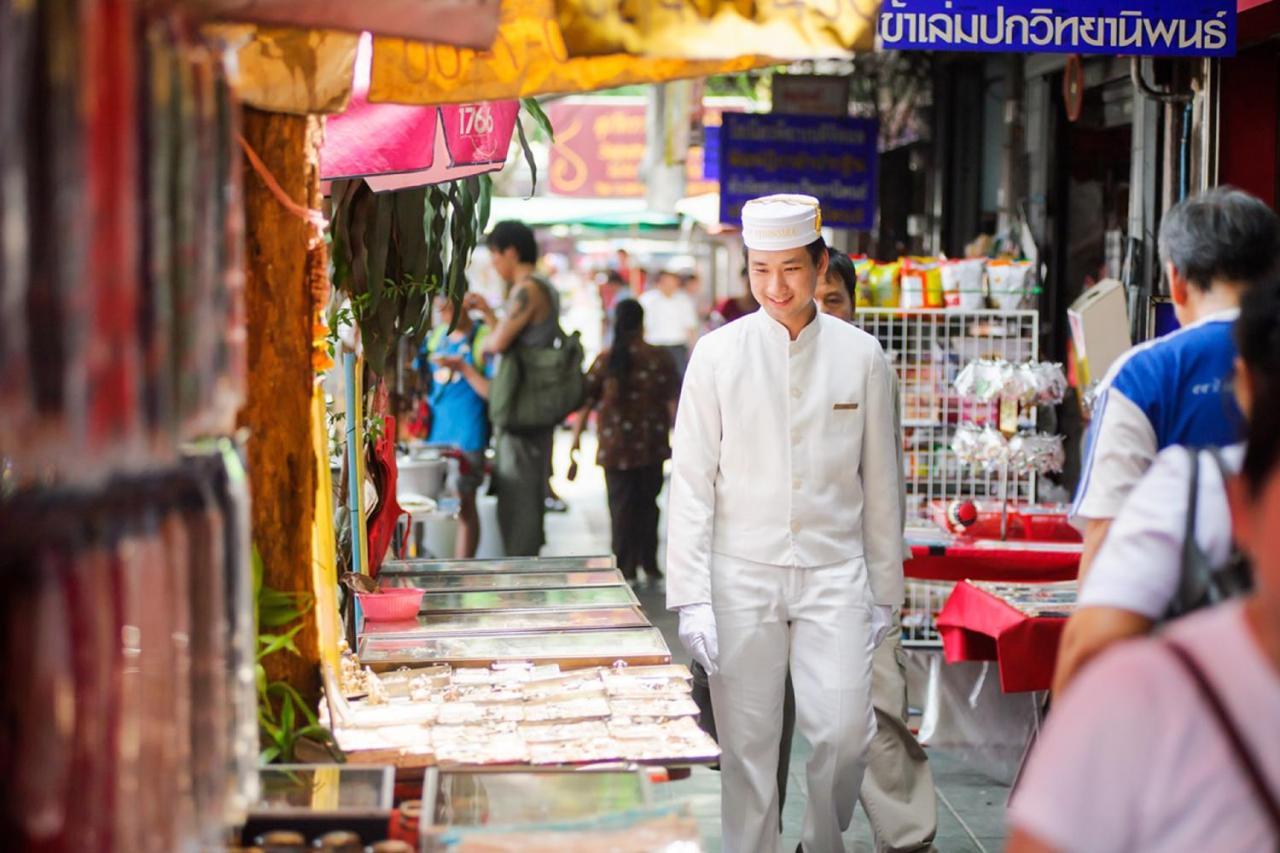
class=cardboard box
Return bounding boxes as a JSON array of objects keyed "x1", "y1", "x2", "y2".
[{"x1": 1067, "y1": 278, "x2": 1131, "y2": 387}]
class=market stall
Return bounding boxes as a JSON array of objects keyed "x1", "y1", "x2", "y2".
[
  {"x1": 320, "y1": 555, "x2": 717, "y2": 788},
  {"x1": 935, "y1": 580, "x2": 1077, "y2": 694}
]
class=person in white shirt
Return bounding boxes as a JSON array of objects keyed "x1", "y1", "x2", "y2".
[
  {"x1": 1052, "y1": 270, "x2": 1280, "y2": 694},
  {"x1": 667, "y1": 195, "x2": 903, "y2": 853},
  {"x1": 639, "y1": 270, "x2": 700, "y2": 379},
  {"x1": 1007, "y1": 279, "x2": 1280, "y2": 850}
]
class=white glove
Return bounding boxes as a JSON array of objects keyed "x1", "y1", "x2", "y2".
[
  {"x1": 870, "y1": 604, "x2": 894, "y2": 649},
  {"x1": 677, "y1": 603, "x2": 719, "y2": 676}
]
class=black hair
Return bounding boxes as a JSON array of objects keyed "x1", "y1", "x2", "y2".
[
  {"x1": 1236, "y1": 270, "x2": 1280, "y2": 496},
  {"x1": 1158, "y1": 186, "x2": 1280, "y2": 292},
  {"x1": 825, "y1": 251, "x2": 858, "y2": 304},
  {"x1": 486, "y1": 220, "x2": 539, "y2": 264},
  {"x1": 608, "y1": 299, "x2": 644, "y2": 394}
]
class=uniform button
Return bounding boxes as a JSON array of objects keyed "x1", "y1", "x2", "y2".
[
  {"x1": 792, "y1": 478, "x2": 801, "y2": 490},
  {"x1": 790, "y1": 520, "x2": 801, "y2": 534},
  {"x1": 791, "y1": 386, "x2": 802, "y2": 399}
]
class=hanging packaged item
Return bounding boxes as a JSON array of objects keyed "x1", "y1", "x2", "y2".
[
  {"x1": 941, "y1": 258, "x2": 987, "y2": 310},
  {"x1": 986, "y1": 260, "x2": 1036, "y2": 310},
  {"x1": 867, "y1": 261, "x2": 901, "y2": 308},
  {"x1": 900, "y1": 257, "x2": 944, "y2": 309},
  {"x1": 850, "y1": 255, "x2": 875, "y2": 307}
]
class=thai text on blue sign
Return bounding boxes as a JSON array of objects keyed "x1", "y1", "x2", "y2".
[
  {"x1": 718, "y1": 113, "x2": 878, "y2": 231},
  {"x1": 877, "y1": 1, "x2": 1235, "y2": 57}
]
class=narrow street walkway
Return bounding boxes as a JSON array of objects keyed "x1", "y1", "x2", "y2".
[{"x1": 543, "y1": 430, "x2": 1011, "y2": 852}]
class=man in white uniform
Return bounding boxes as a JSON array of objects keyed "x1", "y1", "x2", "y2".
[
  {"x1": 667, "y1": 195, "x2": 903, "y2": 853},
  {"x1": 639, "y1": 269, "x2": 700, "y2": 379}
]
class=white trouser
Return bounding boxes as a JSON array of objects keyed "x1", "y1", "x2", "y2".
[{"x1": 709, "y1": 553, "x2": 876, "y2": 853}]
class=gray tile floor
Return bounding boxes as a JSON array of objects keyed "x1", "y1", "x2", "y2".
[{"x1": 543, "y1": 432, "x2": 1011, "y2": 852}]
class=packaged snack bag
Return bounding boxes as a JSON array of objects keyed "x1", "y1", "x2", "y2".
[
  {"x1": 867, "y1": 261, "x2": 901, "y2": 308},
  {"x1": 987, "y1": 259, "x2": 1035, "y2": 310},
  {"x1": 851, "y1": 255, "x2": 875, "y2": 307},
  {"x1": 941, "y1": 258, "x2": 986, "y2": 309},
  {"x1": 900, "y1": 257, "x2": 944, "y2": 308}
]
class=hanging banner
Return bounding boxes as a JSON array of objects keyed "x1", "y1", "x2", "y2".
[
  {"x1": 554, "y1": 0, "x2": 880, "y2": 59},
  {"x1": 719, "y1": 113, "x2": 878, "y2": 230},
  {"x1": 544, "y1": 99, "x2": 736, "y2": 198},
  {"x1": 877, "y1": 0, "x2": 1235, "y2": 57},
  {"x1": 771, "y1": 74, "x2": 852, "y2": 117},
  {"x1": 321, "y1": 35, "x2": 517, "y2": 191},
  {"x1": 368, "y1": 0, "x2": 778, "y2": 105},
  {"x1": 189, "y1": 0, "x2": 501, "y2": 47}
]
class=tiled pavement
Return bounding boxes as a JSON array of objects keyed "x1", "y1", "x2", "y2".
[{"x1": 543, "y1": 430, "x2": 1011, "y2": 852}]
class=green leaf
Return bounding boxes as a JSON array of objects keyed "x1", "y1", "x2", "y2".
[
  {"x1": 260, "y1": 746, "x2": 282, "y2": 765},
  {"x1": 476, "y1": 174, "x2": 493, "y2": 236},
  {"x1": 366, "y1": 192, "x2": 396, "y2": 311},
  {"x1": 520, "y1": 96, "x2": 555, "y2": 141},
  {"x1": 281, "y1": 695, "x2": 295, "y2": 733},
  {"x1": 515, "y1": 117, "x2": 538, "y2": 198}
]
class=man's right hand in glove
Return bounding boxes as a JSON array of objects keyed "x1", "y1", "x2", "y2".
[{"x1": 677, "y1": 603, "x2": 719, "y2": 676}]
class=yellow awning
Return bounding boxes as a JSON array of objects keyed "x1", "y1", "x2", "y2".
[
  {"x1": 368, "y1": 0, "x2": 779, "y2": 105},
  {"x1": 554, "y1": 0, "x2": 880, "y2": 60}
]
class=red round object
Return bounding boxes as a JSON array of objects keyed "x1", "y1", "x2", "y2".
[{"x1": 946, "y1": 500, "x2": 978, "y2": 530}]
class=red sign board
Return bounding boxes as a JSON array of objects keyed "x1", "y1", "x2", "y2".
[{"x1": 545, "y1": 100, "x2": 729, "y2": 198}]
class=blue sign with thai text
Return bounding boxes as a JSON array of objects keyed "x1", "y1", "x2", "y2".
[
  {"x1": 702, "y1": 125, "x2": 720, "y2": 181},
  {"x1": 877, "y1": 1, "x2": 1235, "y2": 57},
  {"x1": 718, "y1": 113, "x2": 878, "y2": 231}
]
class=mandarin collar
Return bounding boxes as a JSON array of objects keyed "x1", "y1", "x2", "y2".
[{"x1": 755, "y1": 303, "x2": 821, "y2": 348}]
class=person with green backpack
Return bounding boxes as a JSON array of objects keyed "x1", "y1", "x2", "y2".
[
  {"x1": 420, "y1": 293, "x2": 493, "y2": 558},
  {"x1": 471, "y1": 221, "x2": 585, "y2": 557}
]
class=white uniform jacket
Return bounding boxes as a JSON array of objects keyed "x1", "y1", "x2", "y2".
[{"x1": 665, "y1": 309, "x2": 905, "y2": 609}]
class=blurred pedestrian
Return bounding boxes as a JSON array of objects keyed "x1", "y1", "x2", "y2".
[
  {"x1": 570, "y1": 299, "x2": 678, "y2": 584},
  {"x1": 712, "y1": 265, "x2": 759, "y2": 327},
  {"x1": 1072, "y1": 187, "x2": 1280, "y2": 578},
  {"x1": 418, "y1": 294, "x2": 492, "y2": 558},
  {"x1": 476, "y1": 220, "x2": 561, "y2": 556},
  {"x1": 639, "y1": 269, "x2": 700, "y2": 380},
  {"x1": 1006, "y1": 287, "x2": 1280, "y2": 850}
]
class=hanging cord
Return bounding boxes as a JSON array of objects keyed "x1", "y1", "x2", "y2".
[{"x1": 237, "y1": 134, "x2": 328, "y2": 247}]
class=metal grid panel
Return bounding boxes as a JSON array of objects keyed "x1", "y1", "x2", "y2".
[
  {"x1": 855, "y1": 309, "x2": 1040, "y2": 523},
  {"x1": 901, "y1": 580, "x2": 954, "y2": 648}
]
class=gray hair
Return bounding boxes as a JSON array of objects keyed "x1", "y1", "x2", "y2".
[{"x1": 1158, "y1": 186, "x2": 1280, "y2": 291}]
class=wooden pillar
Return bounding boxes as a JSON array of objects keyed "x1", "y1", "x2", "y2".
[{"x1": 238, "y1": 107, "x2": 323, "y2": 702}]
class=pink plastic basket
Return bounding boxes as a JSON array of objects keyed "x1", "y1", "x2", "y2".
[{"x1": 357, "y1": 588, "x2": 425, "y2": 622}]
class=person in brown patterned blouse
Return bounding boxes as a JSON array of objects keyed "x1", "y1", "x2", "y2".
[{"x1": 570, "y1": 299, "x2": 680, "y2": 583}]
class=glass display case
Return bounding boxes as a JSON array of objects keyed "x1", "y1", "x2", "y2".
[
  {"x1": 241, "y1": 764, "x2": 394, "y2": 846},
  {"x1": 421, "y1": 766, "x2": 650, "y2": 832},
  {"x1": 357, "y1": 627, "x2": 671, "y2": 670},
  {"x1": 380, "y1": 555, "x2": 617, "y2": 575},
  {"x1": 415, "y1": 585, "x2": 639, "y2": 614},
  {"x1": 383, "y1": 570, "x2": 628, "y2": 593},
  {"x1": 359, "y1": 606, "x2": 651, "y2": 637}
]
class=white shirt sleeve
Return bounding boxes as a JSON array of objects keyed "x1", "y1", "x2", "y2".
[
  {"x1": 1071, "y1": 388, "x2": 1159, "y2": 523},
  {"x1": 1080, "y1": 445, "x2": 1241, "y2": 619},
  {"x1": 861, "y1": 350, "x2": 905, "y2": 606},
  {"x1": 665, "y1": 343, "x2": 722, "y2": 610}
]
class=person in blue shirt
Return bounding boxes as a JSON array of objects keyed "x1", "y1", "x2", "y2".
[
  {"x1": 421, "y1": 294, "x2": 492, "y2": 558},
  {"x1": 1072, "y1": 187, "x2": 1280, "y2": 578}
]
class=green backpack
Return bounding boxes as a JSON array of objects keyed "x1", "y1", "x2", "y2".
[{"x1": 488, "y1": 279, "x2": 586, "y2": 432}]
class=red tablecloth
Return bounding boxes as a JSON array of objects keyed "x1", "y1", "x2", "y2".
[
  {"x1": 906, "y1": 539, "x2": 1080, "y2": 582},
  {"x1": 935, "y1": 580, "x2": 1067, "y2": 693}
]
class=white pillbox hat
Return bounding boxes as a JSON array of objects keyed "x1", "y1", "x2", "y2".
[{"x1": 741, "y1": 194, "x2": 823, "y2": 251}]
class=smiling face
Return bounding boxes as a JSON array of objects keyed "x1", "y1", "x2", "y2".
[{"x1": 747, "y1": 244, "x2": 826, "y2": 336}]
